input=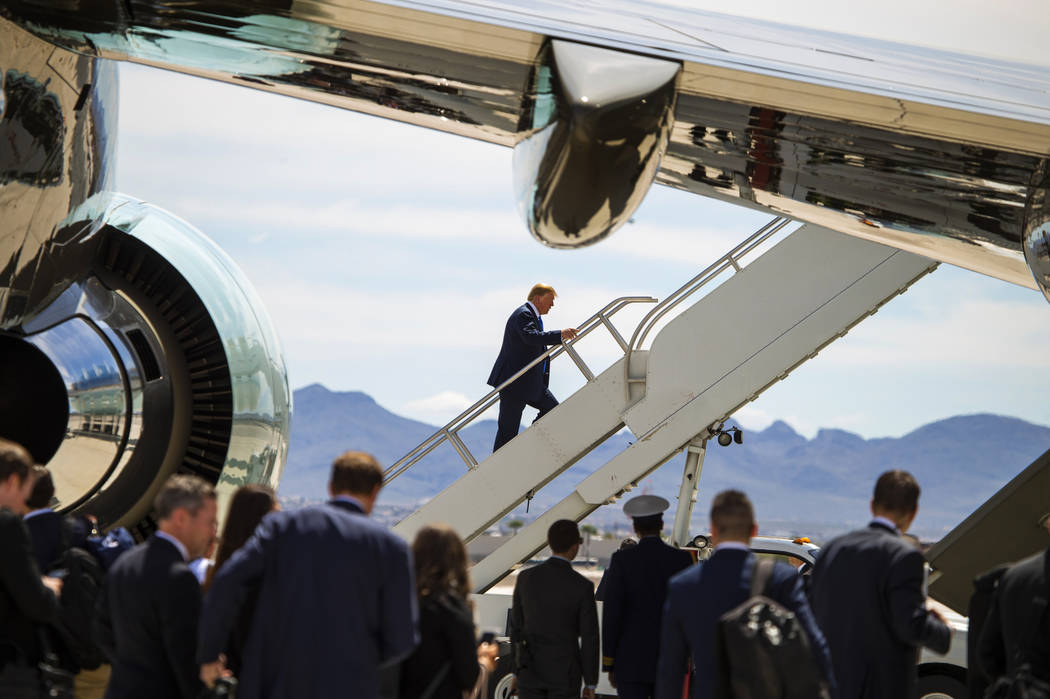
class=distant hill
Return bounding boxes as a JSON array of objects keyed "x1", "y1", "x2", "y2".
[{"x1": 280, "y1": 384, "x2": 1050, "y2": 541}]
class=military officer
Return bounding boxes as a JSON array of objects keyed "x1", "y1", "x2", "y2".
[{"x1": 601, "y1": 495, "x2": 693, "y2": 699}]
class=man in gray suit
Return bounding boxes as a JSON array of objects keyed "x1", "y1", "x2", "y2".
[{"x1": 510, "y1": 519, "x2": 599, "y2": 699}]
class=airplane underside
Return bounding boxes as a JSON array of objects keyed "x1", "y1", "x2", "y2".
[{"x1": 1, "y1": 2, "x2": 1047, "y2": 542}]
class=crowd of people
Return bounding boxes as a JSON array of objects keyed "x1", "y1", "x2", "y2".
[{"x1": 0, "y1": 433, "x2": 1048, "y2": 699}]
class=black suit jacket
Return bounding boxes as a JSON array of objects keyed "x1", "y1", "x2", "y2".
[
  {"x1": 978, "y1": 546, "x2": 1050, "y2": 681},
  {"x1": 487, "y1": 304, "x2": 563, "y2": 399},
  {"x1": 510, "y1": 557, "x2": 599, "y2": 691},
  {"x1": 95, "y1": 535, "x2": 203, "y2": 699},
  {"x1": 601, "y1": 536, "x2": 692, "y2": 683},
  {"x1": 24, "y1": 510, "x2": 66, "y2": 571},
  {"x1": 809, "y1": 522, "x2": 951, "y2": 699},
  {"x1": 399, "y1": 593, "x2": 480, "y2": 699},
  {"x1": 198, "y1": 499, "x2": 418, "y2": 699},
  {"x1": 0, "y1": 508, "x2": 59, "y2": 665}
]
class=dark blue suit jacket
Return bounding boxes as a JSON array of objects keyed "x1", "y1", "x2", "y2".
[
  {"x1": 809, "y1": 523, "x2": 951, "y2": 699},
  {"x1": 655, "y1": 548, "x2": 835, "y2": 699},
  {"x1": 96, "y1": 535, "x2": 203, "y2": 699},
  {"x1": 198, "y1": 499, "x2": 418, "y2": 699},
  {"x1": 601, "y1": 536, "x2": 692, "y2": 683},
  {"x1": 487, "y1": 304, "x2": 563, "y2": 399},
  {"x1": 24, "y1": 510, "x2": 67, "y2": 571}
]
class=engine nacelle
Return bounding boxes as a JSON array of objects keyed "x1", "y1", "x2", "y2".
[{"x1": 2, "y1": 194, "x2": 291, "y2": 534}]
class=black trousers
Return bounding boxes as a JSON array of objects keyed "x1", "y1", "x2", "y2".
[
  {"x1": 615, "y1": 680, "x2": 655, "y2": 699},
  {"x1": 517, "y1": 687, "x2": 580, "y2": 699},
  {"x1": 492, "y1": 389, "x2": 558, "y2": 451}
]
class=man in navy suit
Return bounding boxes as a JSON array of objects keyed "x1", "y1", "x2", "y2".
[
  {"x1": 23, "y1": 467, "x2": 66, "y2": 571},
  {"x1": 198, "y1": 451, "x2": 418, "y2": 699},
  {"x1": 809, "y1": 470, "x2": 951, "y2": 699},
  {"x1": 489, "y1": 284, "x2": 578, "y2": 451},
  {"x1": 601, "y1": 495, "x2": 692, "y2": 699},
  {"x1": 655, "y1": 490, "x2": 835, "y2": 699},
  {"x1": 96, "y1": 474, "x2": 218, "y2": 699}
]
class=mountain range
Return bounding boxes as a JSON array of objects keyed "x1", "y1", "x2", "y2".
[{"x1": 279, "y1": 383, "x2": 1050, "y2": 541}]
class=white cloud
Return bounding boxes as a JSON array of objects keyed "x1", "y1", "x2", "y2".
[
  {"x1": 402, "y1": 391, "x2": 500, "y2": 425},
  {"x1": 823, "y1": 296, "x2": 1050, "y2": 369}
]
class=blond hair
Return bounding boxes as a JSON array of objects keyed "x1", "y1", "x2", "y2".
[{"x1": 527, "y1": 284, "x2": 556, "y2": 301}]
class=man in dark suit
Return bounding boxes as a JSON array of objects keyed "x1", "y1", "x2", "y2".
[
  {"x1": 95, "y1": 474, "x2": 218, "y2": 699},
  {"x1": 489, "y1": 284, "x2": 578, "y2": 451},
  {"x1": 809, "y1": 470, "x2": 951, "y2": 699},
  {"x1": 978, "y1": 513, "x2": 1050, "y2": 683},
  {"x1": 198, "y1": 451, "x2": 418, "y2": 699},
  {"x1": 601, "y1": 495, "x2": 692, "y2": 699},
  {"x1": 655, "y1": 490, "x2": 834, "y2": 699},
  {"x1": 23, "y1": 467, "x2": 66, "y2": 571},
  {"x1": 0, "y1": 439, "x2": 62, "y2": 690},
  {"x1": 511, "y1": 519, "x2": 599, "y2": 699}
]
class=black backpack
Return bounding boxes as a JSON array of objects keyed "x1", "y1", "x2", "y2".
[
  {"x1": 715, "y1": 557, "x2": 830, "y2": 699},
  {"x1": 44, "y1": 543, "x2": 106, "y2": 671}
]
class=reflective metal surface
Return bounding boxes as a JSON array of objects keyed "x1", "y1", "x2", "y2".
[
  {"x1": 3, "y1": 2, "x2": 1049, "y2": 290},
  {"x1": 0, "y1": 18, "x2": 117, "y2": 329},
  {"x1": 1022, "y1": 164, "x2": 1050, "y2": 303},
  {"x1": 514, "y1": 41, "x2": 679, "y2": 247}
]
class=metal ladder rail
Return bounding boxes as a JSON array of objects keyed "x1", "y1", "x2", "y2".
[
  {"x1": 382, "y1": 295, "x2": 656, "y2": 483},
  {"x1": 623, "y1": 216, "x2": 792, "y2": 400}
]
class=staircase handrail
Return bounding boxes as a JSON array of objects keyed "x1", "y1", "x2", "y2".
[
  {"x1": 384, "y1": 295, "x2": 657, "y2": 483},
  {"x1": 624, "y1": 217, "x2": 791, "y2": 400}
]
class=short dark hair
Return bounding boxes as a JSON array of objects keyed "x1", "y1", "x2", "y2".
[
  {"x1": 633, "y1": 514, "x2": 663, "y2": 537},
  {"x1": 710, "y1": 490, "x2": 755, "y2": 539},
  {"x1": 329, "y1": 451, "x2": 384, "y2": 496},
  {"x1": 872, "y1": 470, "x2": 920, "y2": 515},
  {"x1": 0, "y1": 439, "x2": 32, "y2": 484},
  {"x1": 26, "y1": 466, "x2": 54, "y2": 510},
  {"x1": 154, "y1": 474, "x2": 216, "y2": 521},
  {"x1": 547, "y1": 519, "x2": 581, "y2": 554}
]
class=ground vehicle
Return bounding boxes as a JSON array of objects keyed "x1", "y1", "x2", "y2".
[{"x1": 473, "y1": 536, "x2": 969, "y2": 698}]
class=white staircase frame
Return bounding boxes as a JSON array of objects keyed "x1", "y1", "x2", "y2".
[{"x1": 386, "y1": 219, "x2": 939, "y2": 592}]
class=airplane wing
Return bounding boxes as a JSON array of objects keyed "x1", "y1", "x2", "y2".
[{"x1": 3, "y1": 0, "x2": 1049, "y2": 290}]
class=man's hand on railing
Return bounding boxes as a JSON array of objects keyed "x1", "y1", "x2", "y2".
[{"x1": 561, "y1": 327, "x2": 579, "y2": 341}]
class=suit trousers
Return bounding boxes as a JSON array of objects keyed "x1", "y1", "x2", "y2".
[
  {"x1": 518, "y1": 688, "x2": 579, "y2": 699},
  {"x1": 493, "y1": 389, "x2": 558, "y2": 451},
  {"x1": 616, "y1": 680, "x2": 655, "y2": 699}
]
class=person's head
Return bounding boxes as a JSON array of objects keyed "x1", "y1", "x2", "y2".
[
  {"x1": 709, "y1": 489, "x2": 756, "y2": 544},
  {"x1": 527, "y1": 283, "x2": 557, "y2": 315},
  {"x1": 328, "y1": 451, "x2": 384, "y2": 513},
  {"x1": 0, "y1": 439, "x2": 34, "y2": 514},
  {"x1": 211, "y1": 485, "x2": 278, "y2": 580},
  {"x1": 154, "y1": 474, "x2": 218, "y2": 560},
  {"x1": 633, "y1": 514, "x2": 663, "y2": 538},
  {"x1": 619, "y1": 537, "x2": 637, "y2": 551},
  {"x1": 547, "y1": 519, "x2": 582, "y2": 558},
  {"x1": 412, "y1": 524, "x2": 471, "y2": 600},
  {"x1": 871, "y1": 470, "x2": 920, "y2": 532},
  {"x1": 25, "y1": 466, "x2": 55, "y2": 512}
]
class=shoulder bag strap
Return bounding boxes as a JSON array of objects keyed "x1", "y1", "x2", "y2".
[{"x1": 750, "y1": 557, "x2": 775, "y2": 597}]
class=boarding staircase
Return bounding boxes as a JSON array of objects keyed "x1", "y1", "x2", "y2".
[{"x1": 388, "y1": 218, "x2": 938, "y2": 590}]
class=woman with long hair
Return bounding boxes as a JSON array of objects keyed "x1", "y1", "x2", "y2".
[
  {"x1": 203, "y1": 484, "x2": 277, "y2": 676},
  {"x1": 400, "y1": 524, "x2": 497, "y2": 699}
]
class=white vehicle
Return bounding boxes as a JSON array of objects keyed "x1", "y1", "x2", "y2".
[{"x1": 473, "y1": 536, "x2": 969, "y2": 699}]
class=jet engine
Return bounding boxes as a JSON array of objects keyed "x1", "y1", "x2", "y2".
[{"x1": 1, "y1": 18, "x2": 289, "y2": 535}]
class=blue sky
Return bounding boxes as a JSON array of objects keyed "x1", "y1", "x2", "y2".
[{"x1": 114, "y1": 46, "x2": 1050, "y2": 440}]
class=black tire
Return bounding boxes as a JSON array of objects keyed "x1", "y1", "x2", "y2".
[{"x1": 916, "y1": 671, "x2": 967, "y2": 699}]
